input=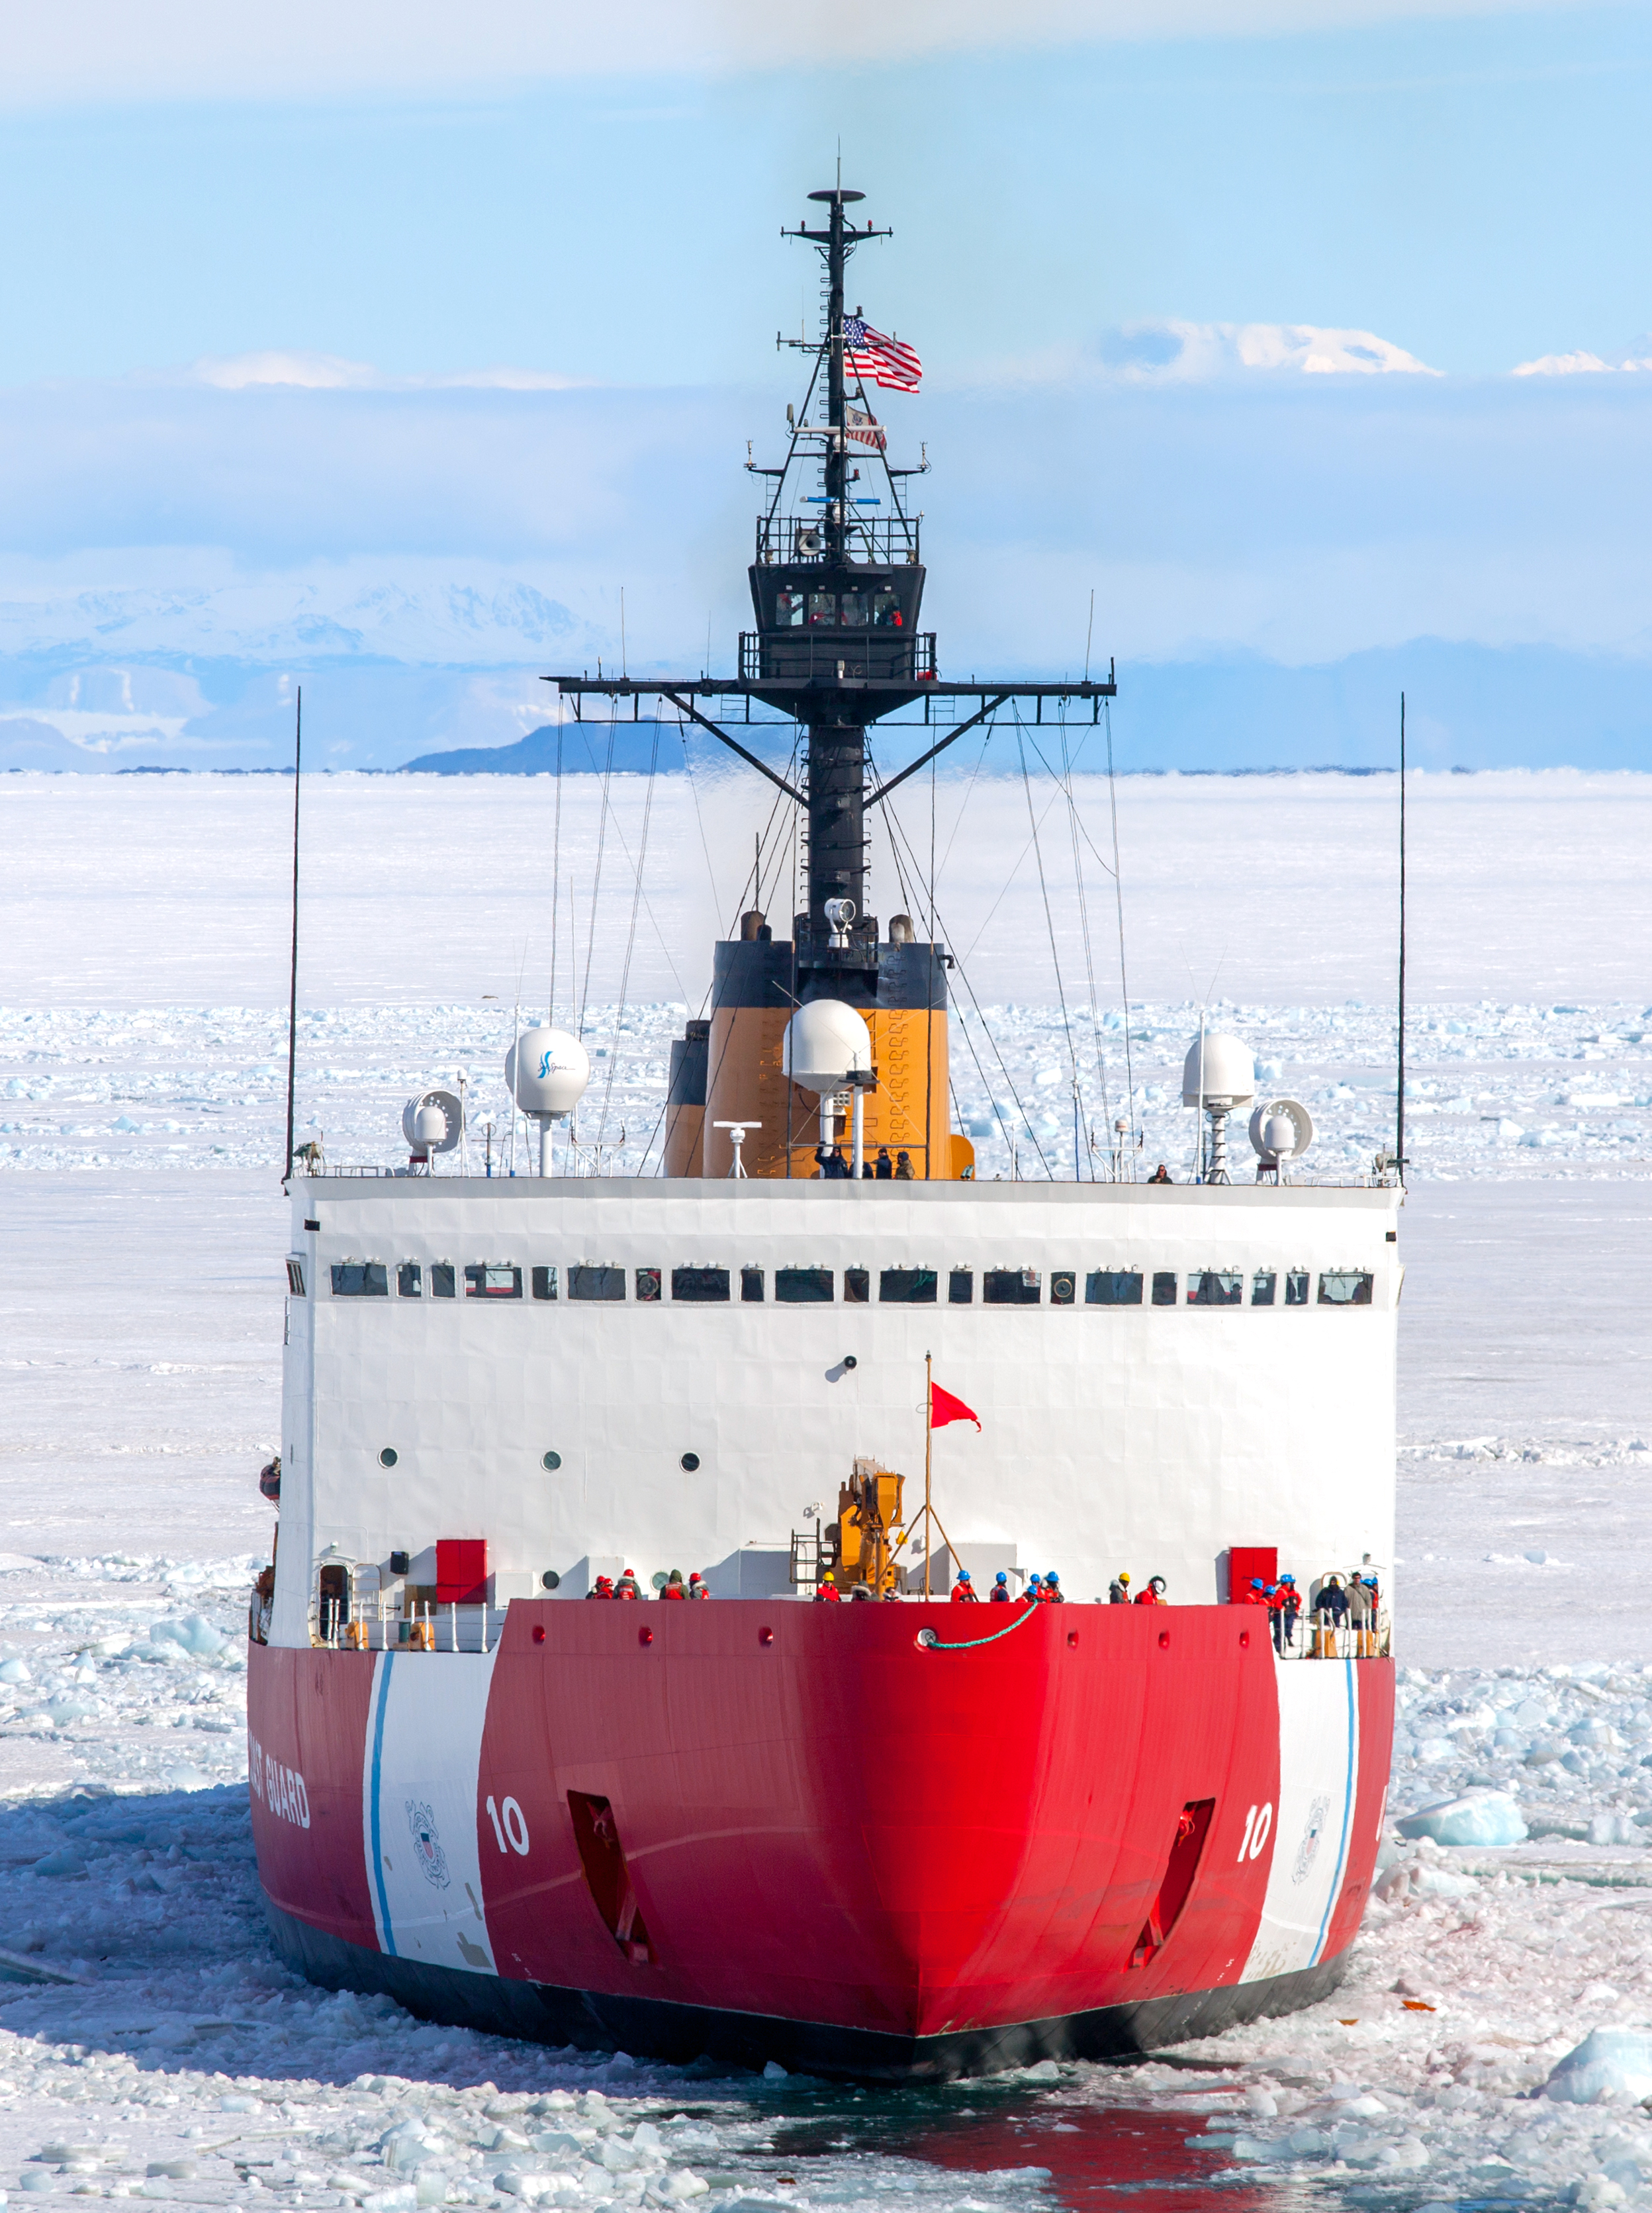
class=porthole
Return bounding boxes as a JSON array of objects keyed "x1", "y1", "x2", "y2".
[
  {"x1": 540, "y1": 1569, "x2": 561, "y2": 1592},
  {"x1": 379, "y1": 1447, "x2": 398, "y2": 1468},
  {"x1": 542, "y1": 1450, "x2": 562, "y2": 1471},
  {"x1": 680, "y1": 1451, "x2": 701, "y2": 1472}
]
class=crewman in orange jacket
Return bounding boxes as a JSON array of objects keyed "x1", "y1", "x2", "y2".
[
  {"x1": 815, "y1": 1573, "x2": 842, "y2": 1602},
  {"x1": 951, "y1": 1569, "x2": 979, "y2": 1602},
  {"x1": 1134, "y1": 1575, "x2": 1167, "y2": 1603}
]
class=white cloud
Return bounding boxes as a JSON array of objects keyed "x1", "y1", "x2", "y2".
[
  {"x1": 983, "y1": 320, "x2": 1442, "y2": 386},
  {"x1": 190, "y1": 351, "x2": 584, "y2": 392},
  {"x1": 0, "y1": 0, "x2": 1594, "y2": 109},
  {"x1": 1512, "y1": 348, "x2": 1652, "y2": 377}
]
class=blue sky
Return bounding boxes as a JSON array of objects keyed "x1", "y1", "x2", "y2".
[{"x1": 1, "y1": 0, "x2": 1649, "y2": 768}]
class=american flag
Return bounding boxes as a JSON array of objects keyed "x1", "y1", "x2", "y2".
[{"x1": 843, "y1": 316, "x2": 923, "y2": 394}]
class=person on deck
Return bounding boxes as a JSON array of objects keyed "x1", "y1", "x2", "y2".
[
  {"x1": 875, "y1": 1148, "x2": 894, "y2": 1179},
  {"x1": 688, "y1": 1572, "x2": 710, "y2": 1600},
  {"x1": 1348, "y1": 1575, "x2": 1374, "y2": 1629},
  {"x1": 989, "y1": 1571, "x2": 1012, "y2": 1603},
  {"x1": 1240, "y1": 1578, "x2": 1271, "y2": 1606},
  {"x1": 1316, "y1": 1573, "x2": 1348, "y2": 1626},
  {"x1": 815, "y1": 1573, "x2": 842, "y2": 1602},
  {"x1": 1024, "y1": 1574, "x2": 1043, "y2": 1604},
  {"x1": 951, "y1": 1568, "x2": 979, "y2": 1602},
  {"x1": 1134, "y1": 1574, "x2": 1167, "y2": 1604},
  {"x1": 587, "y1": 1576, "x2": 614, "y2": 1600},
  {"x1": 660, "y1": 1570, "x2": 687, "y2": 1600},
  {"x1": 1266, "y1": 1582, "x2": 1290, "y2": 1652},
  {"x1": 1148, "y1": 1163, "x2": 1173, "y2": 1184},
  {"x1": 894, "y1": 1151, "x2": 914, "y2": 1179},
  {"x1": 1108, "y1": 1572, "x2": 1131, "y2": 1603},
  {"x1": 1040, "y1": 1571, "x2": 1065, "y2": 1603},
  {"x1": 1279, "y1": 1574, "x2": 1301, "y2": 1645},
  {"x1": 616, "y1": 1570, "x2": 641, "y2": 1600}
]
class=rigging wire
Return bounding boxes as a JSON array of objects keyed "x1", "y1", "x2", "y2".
[
  {"x1": 596, "y1": 719, "x2": 661, "y2": 1148},
  {"x1": 878, "y1": 790, "x2": 1052, "y2": 1179},
  {"x1": 1015, "y1": 713, "x2": 1084, "y2": 1177},
  {"x1": 1104, "y1": 697, "x2": 1138, "y2": 1169},
  {"x1": 1057, "y1": 700, "x2": 1114, "y2": 1175},
  {"x1": 548, "y1": 721, "x2": 564, "y2": 1028},
  {"x1": 576, "y1": 709, "x2": 620, "y2": 1041}
]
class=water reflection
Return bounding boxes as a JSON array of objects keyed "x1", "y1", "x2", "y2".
[{"x1": 767, "y1": 2083, "x2": 1295, "y2": 2212}]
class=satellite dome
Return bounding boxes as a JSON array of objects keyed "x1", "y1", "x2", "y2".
[
  {"x1": 506, "y1": 1028, "x2": 590, "y2": 1118},
  {"x1": 400, "y1": 1087, "x2": 463, "y2": 1153},
  {"x1": 1181, "y1": 1032, "x2": 1255, "y2": 1110},
  {"x1": 1248, "y1": 1097, "x2": 1315, "y2": 1163},
  {"x1": 782, "y1": 999, "x2": 872, "y2": 1094}
]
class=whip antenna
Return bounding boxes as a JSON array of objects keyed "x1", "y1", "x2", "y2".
[{"x1": 282, "y1": 686, "x2": 301, "y2": 1184}]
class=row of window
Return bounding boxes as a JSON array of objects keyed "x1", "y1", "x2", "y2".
[
  {"x1": 312, "y1": 1261, "x2": 1376, "y2": 1308},
  {"x1": 774, "y1": 589, "x2": 903, "y2": 629}
]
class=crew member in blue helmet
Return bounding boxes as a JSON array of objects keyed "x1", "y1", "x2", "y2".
[
  {"x1": 989, "y1": 1571, "x2": 1012, "y2": 1603},
  {"x1": 1279, "y1": 1573, "x2": 1301, "y2": 1647},
  {"x1": 951, "y1": 1567, "x2": 979, "y2": 1602},
  {"x1": 1024, "y1": 1573, "x2": 1042, "y2": 1604},
  {"x1": 1040, "y1": 1570, "x2": 1065, "y2": 1603}
]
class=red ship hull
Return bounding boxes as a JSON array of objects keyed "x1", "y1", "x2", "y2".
[{"x1": 248, "y1": 1602, "x2": 1392, "y2": 2081}]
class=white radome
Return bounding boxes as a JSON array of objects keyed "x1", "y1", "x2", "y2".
[
  {"x1": 1250, "y1": 1097, "x2": 1316, "y2": 1162},
  {"x1": 400, "y1": 1088, "x2": 463, "y2": 1153},
  {"x1": 1182, "y1": 1032, "x2": 1256, "y2": 1110},
  {"x1": 506, "y1": 1028, "x2": 590, "y2": 1118},
  {"x1": 782, "y1": 998, "x2": 872, "y2": 1093}
]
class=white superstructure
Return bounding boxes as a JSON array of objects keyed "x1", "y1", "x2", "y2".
[{"x1": 273, "y1": 1175, "x2": 1399, "y2": 1646}]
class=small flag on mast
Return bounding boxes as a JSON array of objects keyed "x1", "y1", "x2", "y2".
[
  {"x1": 844, "y1": 317, "x2": 923, "y2": 394},
  {"x1": 845, "y1": 404, "x2": 886, "y2": 451},
  {"x1": 929, "y1": 1381, "x2": 980, "y2": 1431}
]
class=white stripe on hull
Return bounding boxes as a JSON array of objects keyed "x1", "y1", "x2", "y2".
[{"x1": 363, "y1": 1649, "x2": 498, "y2": 1974}]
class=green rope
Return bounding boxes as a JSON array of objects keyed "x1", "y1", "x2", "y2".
[{"x1": 916, "y1": 1601, "x2": 1047, "y2": 1653}]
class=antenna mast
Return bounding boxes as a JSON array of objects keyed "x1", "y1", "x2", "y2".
[
  {"x1": 283, "y1": 686, "x2": 302, "y2": 1184},
  {"x1": 1396, "y1": 691, "x2": 1407, "y2": 1187}
]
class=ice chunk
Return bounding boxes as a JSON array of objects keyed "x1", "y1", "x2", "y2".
[
  {"x1": 1021, "y1": 2059, "x2": 1060, "y2": 2081},
  {"x1": 1397, "y1": 1793, "x2": 1527, "y2": 1846},
  {"x1": 150, "y1": 1615, "x2": 227, "y2": 1658},
  {"x1": 163, "y1": 1764, "x2": 210, "y2": 1792},
  {"x1": 760, "y1": 2059, "x2": 788, "y2": 2081},
  {"x1": 657, "y1": 2176, "x2": 709, "y2": 2202},
  {"x1": 30, "y1": 1848, "x2": 87, "y2": 1877},
  {"x1": 0, "y1": 1658, "x2": 32, "y2": 1684},
  {"x1": 1545, "y1": 2030, "x2": 1652, "y2": 2104}
]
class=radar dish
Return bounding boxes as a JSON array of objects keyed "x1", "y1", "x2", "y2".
[
  {"x1": 1248, "y1": 1097, "x2": 1314, "y2": 1162},
  {"x1": 506, "y1": 1028, "x2": 590, "y2": 1118},
  {"x1": 401, "y1": 1088, "x2": 463, "y2": 1154}
]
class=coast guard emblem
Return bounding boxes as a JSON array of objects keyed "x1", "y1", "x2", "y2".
[
  {"x1": 406, "y1": 1799, "x2": 451, "y2": 1889},
  {"x1": 1293, "y1": 1793, "x2": 1331, "y2": 1885}
]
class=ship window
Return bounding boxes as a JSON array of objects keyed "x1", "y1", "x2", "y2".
[
  {"x1": 880, "y1": 1267, "x2": 937, "y2": 1304},
  {"x1": 465, "y1": 1264, "x2": 522, "y2": 1300},
  {"x1": 1251, "y1": 1269, "x2": 1276, "y2": 1306},
  {"x1": 635, "y1": 1268, "x2": 662, "y2": 1303},
  {"x1": 672, "y1": 1266, "x2": 729, "y2": 1303},
  {"x1": 286, "y1": 1258, "x2": 306, "y2": 1297},
  {"x1": 774, "y1": 588, "x2": 805, "y2": 628},
  {"x1": 331, "y1": 1262, "x2": 388, "y2": 1297},
  {"x1": 984, "y1": 1269, "x2": 1040, "y2": 1306},
  {"x1": 432, "y1": 1263, "x2": 456, "y2": 1298},
  {"x1": 396, "y1": 1262, "x2": 422, "y2": 1298},
  {"x1": 532, "y1": 1266, "x2": 558, "y2": 1301},
  {"x1": 1188, "y1": 1270, "x2": 1243, "y2": 1306},
  {"x1": 1087, "y1": 1269, "x2": 1142, "y2": 1306},
  {"x1": 872, "y1": 592, "x2": 901, "y2": 627},
  {"x1": 1151, "y1": 1271, "x2": 1177, "y2": 1307},
  {"x1": 570, "y1": 1265, "x2": 625, "y2": 1302},
  {"x1": 1284, "y1": 1269, "x2": 1310, "y2": 1306},
  {"x1": 1319, "y1": 1269, "x2": 1375, "y2": 1306},
  {"x1": 777, "y1": 1267, "x2": 833, "y2": 1304},
  {"x1": 840, "y1": 592, "x2": 870, "y2": 627},
  {"x1": 741, "y1": 1266, "x2": 764, "y2": 1303},
  {"x1": 1050, "y1": 1270, "x2": 1077, "y2": 1307},
  {"x1": 806, "y1": 591, "x2": 837, "y2": 625},
  {"x1": 844, "y1": 1268, "x2": 870, "y2": 1304},
  {"x1": 948, "y1": 1269, "x2": 973, "y2": 1305}
]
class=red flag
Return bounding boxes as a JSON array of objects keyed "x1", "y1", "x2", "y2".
[{"x1": 930, "y1": 1381, "x2": 981, "y2": 1431}]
